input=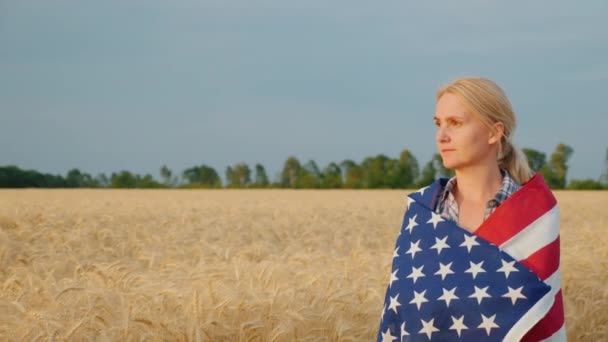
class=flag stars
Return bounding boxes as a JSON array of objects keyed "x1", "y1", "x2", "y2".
[
  {"x1": 389, "y1": 269, "x2": 399, "y2": 288},
  {"x1": 416, "y1": 186, "x2": 430, "y2": 196},
  {"x1": 497, "y1": 259, "x2": 519, "y2": 279},
  {"x1": 388, "y1": 294, "x2": 401, "y2": 314},
  {"x1": 406, "y1": 265, "x2": 426, "y2": 284},
  {"x1": 478, "y1": 314, "x2": 500, "y2": 336},
  {"x1": 427, "y1": 212, "x2": 445, "y2": 229},
  {"x1": 392, "y1": 246, "x2": 399, "y2": 259},
  {"x1": 405, "y1": 239, "x2": 423, "y2": 259},
  {"x1": 449, "y1": 315, "x2": 468, "y2": 337},
  {"x1": 405, "y1": 214, "x2": 419, "y2": 233},
  {"x1": 419, "y1": 318, "x2": 439, "y2": 339},
  {"x1": 469, "y1": 285, "x2": 492, "y2": 305},
  {"x1": 409, "y1": 290, "x2": 429, "y2": 310},
  {"x1": 430, "y1": 236, "x2": 451, "y2": 255},
  {"x1": 465, "y1": 260, "x2": 486, "y2": 279},
  {"x1": 381, "y1": 328, "x2": 397, "y2": 342},
  {"x1": 437, "y1": 287, "x2": 459, "y2": 307},
  {"x1": 460, "y1": 234, "x2": 480, "y2": 253},
  {"x1": 502, "y1": 286, "x2": 527, "y2": 305},
  {"x1": 400, "y1": 322, "x2": 409, "y2": 338},
  {"x1": 434, "y1": 261, "x2": 455, "y2": 280}
]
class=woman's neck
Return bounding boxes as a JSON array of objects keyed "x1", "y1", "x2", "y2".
[{"x1": 453, "y1": 163, "x2": 503, "y2": 204}]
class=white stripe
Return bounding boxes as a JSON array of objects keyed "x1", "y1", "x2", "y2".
[
  {"x1": 540, "y1": 324, "x2": 567, "y2": 342},
  {"x1": 499, "y1": 205, "x2": 560, "y2": 261},
  {"x1": 545, "y1": 269, "x2": 562, "y2": 298},
  {"x1": 504, "y1": 288, "x2": 555, "y2": 342}
]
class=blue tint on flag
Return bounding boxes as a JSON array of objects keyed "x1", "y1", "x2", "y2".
[{"x1": 377, "y1": 184, "x2": 553, "y2": 342}]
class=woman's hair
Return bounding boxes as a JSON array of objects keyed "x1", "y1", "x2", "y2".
[{"x1": 436, "y1": 77, "x2": 533, "y2": 184}]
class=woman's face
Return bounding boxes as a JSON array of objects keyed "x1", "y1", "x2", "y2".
[{"x1": 434, "y1": 93, "x2": 499, "y2": 171}]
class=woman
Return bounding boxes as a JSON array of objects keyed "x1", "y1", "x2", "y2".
[{"x1": 377, "y1": 78, "x2": 565, "y2": 341}]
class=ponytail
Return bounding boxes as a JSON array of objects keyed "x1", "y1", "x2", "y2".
[{"x1": 499, "y1": 139, "x2": 533, "y2": 184}]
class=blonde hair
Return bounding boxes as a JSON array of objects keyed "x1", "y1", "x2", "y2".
[{"x1": 436, "y1": 77, "x2": 533, "y2": 184}]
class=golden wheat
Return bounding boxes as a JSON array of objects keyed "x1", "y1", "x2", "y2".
[{"x1": 0, "y1": 189, "x2": 606, "y2": 341}]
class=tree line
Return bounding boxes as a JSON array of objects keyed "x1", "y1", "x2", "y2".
[{"x1": 1, "y1": 144, "x2": 607, "y2": 190}]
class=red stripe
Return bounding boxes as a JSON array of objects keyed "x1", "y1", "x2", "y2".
[
  {"x1": 521, "y1": 290, "x2": 565, "y2": 341},
  {"x1": 519, "y1": 236, "x2": 561, "y2": 280},
  {"x1": 475, "y1": 173, "x2": 557, "y2": 246}
]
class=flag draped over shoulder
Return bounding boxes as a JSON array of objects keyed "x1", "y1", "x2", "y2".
[{"x1": 377, "y1": 173, "x2": 566, "y2": 342}]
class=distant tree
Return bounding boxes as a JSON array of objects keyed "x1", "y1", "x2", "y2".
[
  {"x1": 567, "y1": 179, "x2": 604, "y2": 190},
  {"x1": 361, "y1": 154, "x2": 392, "y2": 188},
  {"x1": 182, "y1": 165, "x2": 221, "y2": 188},
  {"x1": 340, "y1": 159, "x2": 363, "y2": 188},
  {"x1": 159, "y1": 164, "x2": 177, "y2": 187},
  {"x1": 111, "y1": 171, "x2": 138, "y2": 188},
  {"x1": 322, "y1": 162, "x2": 343, "y2": 188},
  {"x1": 95, "y1": 173, "x2": 110, "y2": 187},
  {"x1": 522, "y1": 148, "x2": 547, "y2": 173},
  {"x1": 281, "y1": 156, "x2": 302, "y2": 188},
  {"x1": 386, "y1": 149, "x2": 419, "y2": 188},
  {"x1": 542, "y1": 143, "x2": 574, "y2": 189},
  {"x1": 415, "y1": 159, "x2": 437, "y2": 188},
  {"x1": 299, "y1": 160, "x2": 322, "y2": 188},
  {"x1": 253, "y1": 163, "x2": 269, "y2": 187},
  {"x1": 601, "y1": 147, "x2": 608, "y2": 186}
]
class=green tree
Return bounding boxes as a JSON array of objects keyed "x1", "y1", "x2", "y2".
[
  {"x1": 322, "y1": 162, "x2": 343, "y2": 188},
  {"x1": 567, "y1": 179, "x2": 604, "y2": 190},
  {"x1": 361, "y1": 154, "x2": 392, "y2": 188},
  {"x1": 522, "y1": 148, "x2": 547, "y2": 173},
  {"x1": 601, "y1": 147, "x2": 608, "y2": 186},
  {"x1": 253, "y1": 163, "x2": 269, "y2": 187},
  {"x1": 386, "y1": 149, "x2": 419, "y2": 188},
  {"x1": 111, "y1": 170, "x2": 138, "y2": 188},
  {"x1": 281, "y1": 156, "x2": 302, "y2": 188},
  {"x1": 340, "y1": 160, "x2": 363, "y2": 188},
  {"x1": 415, "y1": 159, "x2": 437, "y2": 188},
  {"x1": 160, "y1": 164, "x2": 176, "y2": 187},
  {"x1": 542, "y1": 143, "x2": 574, "y2": 189},
  {"x1": 182, "y1": 165, "x2": 221, "y2": 188}
]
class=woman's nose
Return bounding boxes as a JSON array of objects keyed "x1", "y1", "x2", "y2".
[{"x1": 436, "y1": 126, "x2": 450, "y2": 143}]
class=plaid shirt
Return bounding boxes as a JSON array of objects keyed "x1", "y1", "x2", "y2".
[{"x1": 435, "y1": 169, "x2": 521, "y2": 224}]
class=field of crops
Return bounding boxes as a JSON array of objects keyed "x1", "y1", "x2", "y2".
[{"x1": 0, "y1": 189, "x2": 606, "y2": 341}]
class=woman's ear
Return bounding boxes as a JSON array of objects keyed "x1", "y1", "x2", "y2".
[{"x1": 488, "y1": 122, "x2": 505, "y2": 144}]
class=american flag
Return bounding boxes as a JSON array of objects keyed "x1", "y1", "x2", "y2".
[{"x1": 377, "y1": 173, "x2": 566, "y2": 342}]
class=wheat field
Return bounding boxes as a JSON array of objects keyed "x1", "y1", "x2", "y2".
[{"x1": 0, "y1": 189, "x2": 606, "y2": 341}]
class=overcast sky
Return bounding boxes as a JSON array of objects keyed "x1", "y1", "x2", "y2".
[{"x1": 1, "y1": 1, "x2": 607, "y2": 182}]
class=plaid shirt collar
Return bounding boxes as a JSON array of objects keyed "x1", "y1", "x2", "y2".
[{"x1": 438, "y1": 168, "x2": 521, "y2": 213}]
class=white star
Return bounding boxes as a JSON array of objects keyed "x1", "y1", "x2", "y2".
[
  {"x1": 496, "y1": 259, "x2": 519, "y2": 279},
  {"x1": 381, "y1": 328, "x2": 397, "y2": 342},
  {"x1": 409, "y1": 289, "x2": 428, "y2": 310},
  {"x1": 406, "y1": 265, "x2": 426, "y2": 284},
  {"x1": 437, "y1": 287, "x2": 459, "y2": 307},
  {"x1": 388, "y1": 294, "x2": 401, "y2": 314},
  {"x1": 405, "y1": 239, "x2": 423, "y2": 259},
  {"x1": 419, "y1": 318, "x2": 439, "y2": 339},
  {"x1": 434, "y1": 261, "x2": 455, "y2": 280},
  {"x1": 460, "y1": 234, "x2": 480, "y2": 252},
  {"x1": 406, "y1": 197, "x2": 415, "y2": 211},
  {"x1": 502, "y1": 286, "x2": 527, "y2": 305},
  {"x1": 389, "y1": 269, "x2": 399, "y2": 288},
  {"x1": 478, "y1": 314, "x2": 500, "y2": 336},
  {"x1": 416, "y1": 186, "x2": 430, "y2": 196},
  {"x1": 380, "y1": 303, "x2": 386, "y2": 322},
  {"x1": 404, "y1": 214, "x2": 419, "y2": 233},
  {"x1": 449, "y1": 315, "x2": 468, "y2": 337},
  {"x1": 400, "y1": 322, "x2": 409, "y2": 338},
  {"x1": 392, "y1": 246, "x2": 399, "y2": 259},
  {"x1": 469, "y1": 285, "x2": 491, "y2": 304},
  {"x1": 430, "y1": 236, "x2": 451, "y2": 255},
  {"x1": 426, "y1": 211, "x2": 445, "y2": 229},
  {"x1": 465, "y1": 260, "x2": 486, "y2": 279}
]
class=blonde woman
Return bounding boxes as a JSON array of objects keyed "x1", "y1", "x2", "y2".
[{"x1": 377, "y1": 78, "x2": 565, "y2": 341}]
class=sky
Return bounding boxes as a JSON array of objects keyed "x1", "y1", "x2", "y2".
[{"x1": 1, "y1": 0, "x2": 607, "y2": 183}]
